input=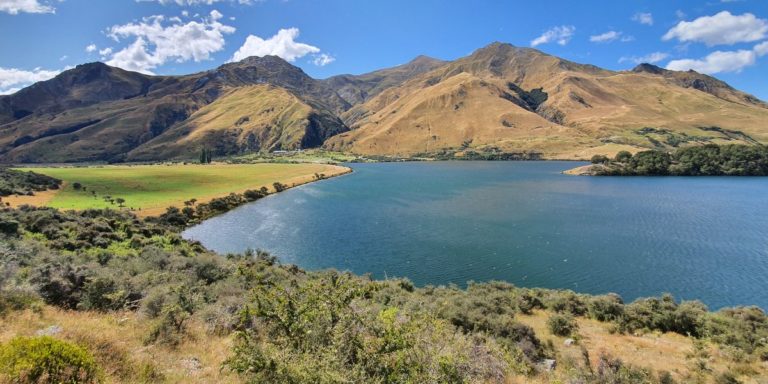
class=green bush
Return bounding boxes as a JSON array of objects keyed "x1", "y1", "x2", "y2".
[
  {"x1": 547, "y1": 313, "x2": 578, "y2": 337},
  {"x1": 615, "y1": 150, "x2": 633, "y2": 163},
  {"x1": 591, "y1": 154, "x2": 610, "y2": 164},
  {"x1": 0, "y1": 336, "x2": 101, "y2": 383},
  {"x1": 588, "y1": 294, "x2": 624, "y2": 322}
]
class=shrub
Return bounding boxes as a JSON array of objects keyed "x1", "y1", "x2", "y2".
[
  {"x1": 547, "y1": 313, "x2": 578, "y2": 337},
  {"x1": 588, "y1": 294, "x2": 624, "y2": 322},
  {"x1": 615, "y1": 150, "x2": 633, "y2": 163},
  {"x1": 0, "y1": 336, "x2": 101, "y2": 383},
  {"x1": 591, "y1": 154, "x2": 610, "y2": 164}
]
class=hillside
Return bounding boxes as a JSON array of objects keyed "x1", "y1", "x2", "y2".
[
  {"x1": 325, "y1": 43, "x2": 768, "y2": 159},
  {"x1": 0, "y1": 57, "x2": 349, "y2": 163},
  {"x1": 2, "y1": 42, "x2": 768, "y2": 163}
]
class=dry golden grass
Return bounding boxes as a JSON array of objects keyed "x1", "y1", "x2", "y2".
[
  {"x1": 328, "y1": 46, "x2": 768, "y2": 160},
  {"x1": 0, "y1": 307, "x2": 239, "y2": 383},
  {"x1": 515, "y1": 310, "x2": 768, "y2": 383},
  {"x1": 2, "y1": 306, "x2": 766, "y2": 383}
]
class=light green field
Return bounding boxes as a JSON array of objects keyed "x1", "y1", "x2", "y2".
[{"x1": 18, "y1": 163, "x2": 348, "y2": 215}]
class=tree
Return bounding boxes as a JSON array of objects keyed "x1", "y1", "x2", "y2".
[
  {"x1": 115, "y1": 198, "x2": 126, "y2": 208},
  {"x1": 591, "y1": 154, "x2": 610, "y2": 164},
  {"x1": 199, "y1": 148, "x2": 212, "y2": 164},
  {"x1": 615, "y1": 151, "x2": 632, "y2": 163}
]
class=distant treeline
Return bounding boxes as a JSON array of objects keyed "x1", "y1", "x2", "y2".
[{"x1": 592, "y1": 144, "x2": 768, "y2": 176}]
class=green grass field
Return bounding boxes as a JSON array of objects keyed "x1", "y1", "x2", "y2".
[{"x1": 18, "y1": 163, "x2": 347, "y2": 215}]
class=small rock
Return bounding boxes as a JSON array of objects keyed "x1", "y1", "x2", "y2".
[
  {"x1": 36, "y1": 325, "x2": 62, "y2": 336},
  {"x1": 180, "y1": 357, "x2": 202, "y2": 375},
  {"x1": 564, "y1": 338, "x2": 575, "y2": 346},
  {"x1": 540, "y1": 358, "x2": 557, "y2": 372}
]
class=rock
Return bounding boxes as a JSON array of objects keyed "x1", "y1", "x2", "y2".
[
  {"x1": 36, "y1": 325, "x2": 62, "y2": 336},
  {"x1": 540, "y1": 358, "x2": 557, "y2": 372},
  {"x1": 180, "y1": 357, "x2": 202, "y2": 375},
  {"x1": 564, "y1": 338, "x2": 575, "y2": 346}
]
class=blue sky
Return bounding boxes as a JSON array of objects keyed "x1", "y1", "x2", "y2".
[{"x1": 1, "y1": 0, "x2": 767, "y2": 100}]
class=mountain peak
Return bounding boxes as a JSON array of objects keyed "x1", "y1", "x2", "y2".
[{"x1": 632, "y1": 63, "x2": 667, "y2": 75}]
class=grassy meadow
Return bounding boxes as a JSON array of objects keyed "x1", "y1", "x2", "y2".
[{"x1": 16, "y1": 163, "x2": 348, "y2": 215}]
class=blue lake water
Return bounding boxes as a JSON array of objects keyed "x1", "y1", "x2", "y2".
[{"x1": 183, "y1": 161, "x2": 768, "y2": 310}]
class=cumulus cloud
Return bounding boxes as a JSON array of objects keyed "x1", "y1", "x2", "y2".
[
  {"x1": 632, "y1": 12, "x2": 654, "y2": 26},
  {"x1": 666, "y1": 49, "x2": 756, "y2": 74},
  {"x1": 231, "y1": 28, "x2": 321, "y2": 62},
  {"x1": 99, "y1": 47, "x2": 113, "y2": 58},
  {"x1": 590, "y1": 31, "x2": 624, "y2": 43},
  {"x1": 0, "y1": 0, "x2": 55, "y2": 14},
  {"x1": 619, "y1": 52, "x2": 670, "y2": 64},
  {"x1": 530, "y1": 26, "x2": 575, "y2": 47},
  {"x1": 663, "y1": 11, "x2": 768, "y2": 46},
  {"x1": 0, "y1": 66, "x2": 62, "y2": 94},
  {"x1": 755, "y1": 41, "x2": 768, "y2": 56},
  {"x1": 137, "y1": 0, "x2": 254, "y2": 5},
  {"x1": 312, "y1": 53, "x2": 335, "y2": 66},
  {"x1": 104, "y1": 10, "x2": 235, "y2": 74},
  {"x1": 85, "y1": 44, "x2": 97, "y2": 53}
]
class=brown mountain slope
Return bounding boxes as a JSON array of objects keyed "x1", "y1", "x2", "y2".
[
  {"x1": 0, "y1": 57, "x2": 348, "y2": 163},
  {"x1": 325, "y1": 42, "x2": 768, "y2": 159},
  {"x1": 126, "y1": 84, "x2": 346, "y2": 160},
  {"x1": 322, "y1": 55, "x2": 446, "y2": 107}
]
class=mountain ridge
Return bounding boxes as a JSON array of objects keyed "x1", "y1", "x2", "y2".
[{"x1": 2, "y1": 42, "x2": 767, "y2": 163}]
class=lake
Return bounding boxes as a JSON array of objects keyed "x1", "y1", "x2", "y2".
[{"x1": 183, "y1": 161, "x2": 768, "y2": 310}]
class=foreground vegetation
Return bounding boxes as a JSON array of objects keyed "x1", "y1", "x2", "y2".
[
  {"x1": 15, "y1": 163, "x2": 348, "y2": 215},
  {"x1": 1, "y1": 203, "x2": 766, "y2": 383},
  {"x1": 587, "y1": 144, "x2": 768, "y2": 176}
]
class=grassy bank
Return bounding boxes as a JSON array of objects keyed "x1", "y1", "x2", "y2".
[{"x1": 12, "y1": 163, "x2": 349, "y2": 216}]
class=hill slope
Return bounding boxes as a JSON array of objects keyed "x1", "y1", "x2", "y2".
[
  {"x1": 0, "y1": 57, "x2": 349, "y2": 163},
  {"x1": 324, "y1": 43, "x2": 768, "y2": 159}
]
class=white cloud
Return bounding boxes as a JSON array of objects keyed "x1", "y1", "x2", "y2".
[
  {"x1": 105, "y1": 10, "x2": 235, "y2": 74},
  {"x1": 0, "y1": 66, "x2": 62, "y2": 94},
  {"x1": 663, "y1": 11, "x2": 768, "y2": 46},
  {"x1": 137, "y1": 0, "x2": 254, "y2": 5},
  {"x1": 85, "y1": 44, "x2": 97, "y2": 53},
  {"x1": 632, "y1": 12, "x2": 654, "y2": 26},
  {"x1": 620, "y1": 52, "x2": 670, "y2": 64},
  {"x1": 755, "y1": 41, "x2": 768, "y2": 56},
  {"x1": 98, "y1": 47, "x2": 113, "y2": 58},
  {"x1": 0, "y1": 0, "x2": 55, "y2": 14},
  {"x1": 530, "y1": 25, "x2": 575, "y2": 47},
  {"x1": 59, "y1": 55, "x2": 67, "y2": 61},
  {"x1": 312, "y1": 53, "x2": 335, "y2": 66},
  {"x1": 231, "y1": 28, "x2": 321, "y2": 62},
  {"x1": 590, "y1": 31, "x2": 623, "y2": 43},
  {"x1": 666, "y1": 49, "x2": 756, "y2": 74}
]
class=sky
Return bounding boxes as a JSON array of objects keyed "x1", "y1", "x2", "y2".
[{"x1": 1, "y1": 0, "x2": 767, "y2": 100}]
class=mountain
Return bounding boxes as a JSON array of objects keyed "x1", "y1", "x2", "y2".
[
  {"x1": 0, "y1": 57, "x2": 350, "y2": 163},
  {"x1": 324, "y1": 42, "x2": 768, "y2": 159},
  {"x1": 322, "y1": 55, "x2": 445, "y2": 107},
  {"x1": 2, "y1": 42, "x2": 768, "y2": 163}
]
